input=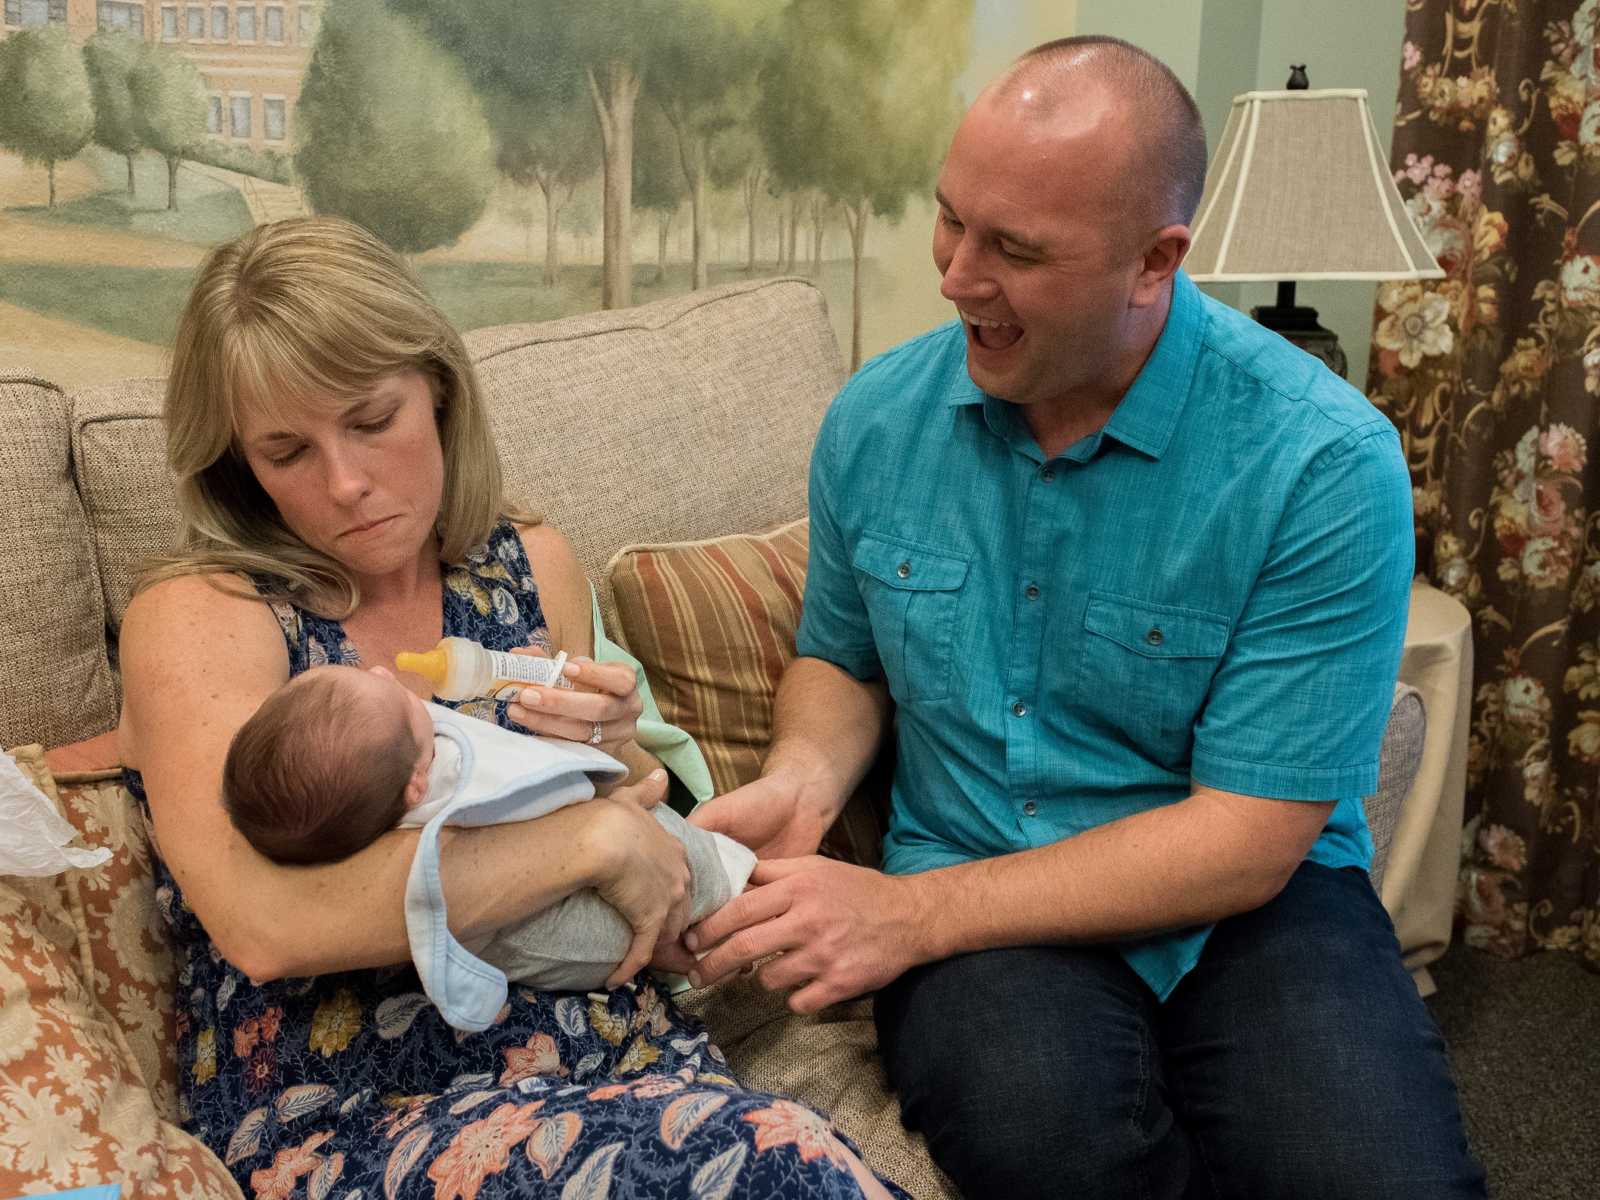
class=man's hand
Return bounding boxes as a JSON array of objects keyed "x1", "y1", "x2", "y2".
[
  {"x1": 687, "y1": 773, "x2": 834, "y2": 860},
  {"x1": 685, "y1": 856, "x2": 933, "y2": 1013}
]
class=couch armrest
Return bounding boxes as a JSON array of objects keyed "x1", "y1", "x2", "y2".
[
  {"x1": 1366, "y1": 683, "x2": 1426, "y2": 893},
  {"x1": 44, "y1": 729, "x2": 123, "y2": 775}
]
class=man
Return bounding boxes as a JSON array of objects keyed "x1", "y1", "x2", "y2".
[{"x1": 687, "y1": 36, "x2": 1485, "y2": 1199}]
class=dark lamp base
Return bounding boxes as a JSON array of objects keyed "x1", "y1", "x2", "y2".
[{"x1": 1250, "y1": 303, "x2": 1348, "y2": 380}]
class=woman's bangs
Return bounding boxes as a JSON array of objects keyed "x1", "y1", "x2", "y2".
[{"x1": 224, "y1": 315, "x2": 388, "y2": 439}]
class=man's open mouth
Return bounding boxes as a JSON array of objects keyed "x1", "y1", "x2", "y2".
[{"x1": 959, "y1": 309, "x2": 1023, "y2": 351}]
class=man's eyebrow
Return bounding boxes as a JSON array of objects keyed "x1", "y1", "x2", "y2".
[{"x1": 935, "y1": 190, "x2": 1046, "y2": 253}]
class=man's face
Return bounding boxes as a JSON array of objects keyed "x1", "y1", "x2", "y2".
[{"x1": 932, "y1": 88, "x2": 1146, "y2": 415}]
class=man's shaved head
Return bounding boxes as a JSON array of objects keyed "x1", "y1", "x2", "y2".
[{"x1": 987, "y1": 36, "x2": 1208, "y2": 234}]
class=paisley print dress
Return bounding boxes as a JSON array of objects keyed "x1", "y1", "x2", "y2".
[{"x1": 126, "y1": 521, "x2": 900, "y2": 1199}]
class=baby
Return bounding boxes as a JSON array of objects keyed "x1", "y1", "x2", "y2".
[{"x1": 222, "y1": 663, "x2": 755, "y2": 1008}]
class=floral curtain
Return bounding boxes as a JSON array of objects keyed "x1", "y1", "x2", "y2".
[{"x1": 1369, "y1": 0, "x2": 1599, "y2": 967}]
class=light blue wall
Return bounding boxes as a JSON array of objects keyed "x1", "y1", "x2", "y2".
[
  {"x1": 1074, "y1": 0, "x2": 1205, "y2": 87},
  {"x1": 1075, "y1": 0, "x2": 1407, "y2": 387}
]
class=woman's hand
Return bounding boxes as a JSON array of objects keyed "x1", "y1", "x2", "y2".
[
  {"x1": 506, "y1": 649, "x2": 643, "y2": 759},
  {"x1": 581, "y1": 770, "x2": 695, "y2": 986}
]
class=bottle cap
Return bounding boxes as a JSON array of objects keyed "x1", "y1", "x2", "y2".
[{"x1": 395, "y1": 648, "x2": 446, "y2": 685}]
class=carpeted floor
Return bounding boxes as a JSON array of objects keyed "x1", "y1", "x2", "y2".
[{"x1": 1427, "y1": 943, "x2": 1600, "y2": 1200}]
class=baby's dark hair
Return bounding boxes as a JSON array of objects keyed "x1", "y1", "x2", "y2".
[{"x1": 222, "y1": 667, "x2": 418, "y2": 864}]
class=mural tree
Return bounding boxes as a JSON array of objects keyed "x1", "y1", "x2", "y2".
[
  {"x1": 399, "y1": 0, "x2": 790, "y2": 308},
  {"x1": 488, "y1": 90, "x2": 601, "y2": 288},
  {"x1": 633, "y1": 99, "x2": 686, "y2": 285},
  {"x1": 569, "y1": 186, "x2": 601, "y2": 261},
  {"x1": 128, "y1": 43, "x2": 206, "y2": 211},
  {"x1": 296, "y1": 0, "x2": 494, "y2": 254},
  {"x1": 807, "y1": 194, "x2": 839, "y2": 277},
  {"x1": 388, "y1": 0, "x2": 635, "y2": 304},
  {"x1": 83, "y1": 32, "x2": 144, "y2": 198},
  {"x1": 713, "y1": 124, "x2": 767, "y2": 275},
  {"x1": 760, "y1": 0, "x2": 971, "y2": 368},
  {"x1": 0, "y1": 26, "x2": 94, "y2": 209},
  {"x1": 389, "y1": 0, "x2": 593, "y2": 286},
  {"x1": 650, "y1": 4, "x2": 758, "y2": 290}
]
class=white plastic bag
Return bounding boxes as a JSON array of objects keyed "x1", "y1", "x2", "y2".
[{"x1": 0, "y1": 749, "x2": 111, "y2": 876}]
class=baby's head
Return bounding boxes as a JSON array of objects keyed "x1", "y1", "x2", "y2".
[{"x1": 222, "y1": 665, "x2": 436, "y2": 864}]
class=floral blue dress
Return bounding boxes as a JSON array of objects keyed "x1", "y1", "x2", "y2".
[{"x1": 126, "y1": 521, "x2": 900, "y2": 1200}]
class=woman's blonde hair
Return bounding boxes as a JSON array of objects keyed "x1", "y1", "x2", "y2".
[{"x1": 142, "y1": 216, "x2": 524, "y2": 616}]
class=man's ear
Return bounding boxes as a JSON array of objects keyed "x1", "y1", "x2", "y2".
[{"x1": 1132, "y1": 224, "x2": 1192, "y2": 307}]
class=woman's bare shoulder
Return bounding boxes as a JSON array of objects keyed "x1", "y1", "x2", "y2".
[
  {"x1": 123, "y1": 572, "x2": 287, "y2": 657},
  {"x1": 513, "y1": 520, "x2": 587, "y2": 580},
  {"x1": 119, "y1": 573, "x2": 290, "y2": 762},
  {"x1": 511, "y1": 520, "x2": 592, "y2": 655}
]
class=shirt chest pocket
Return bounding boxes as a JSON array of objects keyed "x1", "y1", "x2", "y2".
[
  {"x1": 1076, "y1": 593, "x2": 1231, "y2": 764},
  {"x1": 853, "y1": 534, "x2": 970, "y2": 705}
]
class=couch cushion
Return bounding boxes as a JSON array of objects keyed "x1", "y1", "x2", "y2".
[
  {"x1": 70, "y1": 378, "x2": 177, "y2": 639},
  {"x1": 53, "y1": 767, "x2": 182, "y2": 1123},
  {"x1": 0, "y1": 745, "x2": 241, "y2": 1198},
  {"x1": 609, "y1": 518, "x2": 809, "y2": 795},
  {"x1": 607, "y1": 518, "x2": 890, "y2": 867},
  {"x1": 59, "y1": 277, "x2": 840, "y2": 663},
  {"x1": 467, "y1": 277, "x2": 843, "y2": 643},
  {"x1": 0, "y1": 379, "x2": 118, "y2": 749}
]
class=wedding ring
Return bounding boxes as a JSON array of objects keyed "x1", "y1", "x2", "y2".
[{"x1": 589, "y1": 721, "x2": 604, "y2": 745}]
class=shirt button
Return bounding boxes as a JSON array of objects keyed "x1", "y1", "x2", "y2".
[
  {"x1": 1011, "y1": 700, "x2": 1028, "y2": 717},
  {"x1": 1039, "y1": 465, "x2": 1056, "y2": 482},
  {"x1": 1024, "y1": 584, "x2": 1041, "y2": 600},
  {"x1": 1023, "y1": 801, "x2": 1038, "y2": 817},
  {"x1": 896, "y1": 560, "x2": 911, "y2": 579},
  {"x1": 1146, "y1": 627, "x2": 1164, "y2": 647}
]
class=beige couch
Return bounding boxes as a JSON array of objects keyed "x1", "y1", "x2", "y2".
[
  {"x1": 0, "y1": 277, "x2": 1422, "y2": 1198},
  {"x1": 0, "y1": 278, "x2": 958, "y2": 1198}
]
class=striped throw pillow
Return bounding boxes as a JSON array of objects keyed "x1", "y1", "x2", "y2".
[
  {"x1": 607, "y1": 518, "x2": 889, "y2": 867},
  {"x1": 608, "y1": 519, "x2": 809, "y2": 795}
]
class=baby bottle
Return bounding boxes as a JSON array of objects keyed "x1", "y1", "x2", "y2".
[{"x1": 396, "y1": 637, "x2": 570, "y2": 702}]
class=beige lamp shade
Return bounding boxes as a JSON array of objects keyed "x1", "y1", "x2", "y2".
[{"x1": 1187, "y1": 89, "x2": 1444, "y2": 282}]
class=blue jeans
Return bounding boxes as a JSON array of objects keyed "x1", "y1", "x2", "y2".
[{"x1": 873, "y1": 862, "x2": 1486, "y2": 1199}]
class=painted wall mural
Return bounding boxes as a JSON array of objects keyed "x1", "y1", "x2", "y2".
[{"x1": 0, "y1": 0, "x2": 976, "y2": 386}]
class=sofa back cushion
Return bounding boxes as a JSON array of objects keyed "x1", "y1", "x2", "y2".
[
  {"x1": 0, "y1": 279, "x2": 840, "y2": 749},
  {"x1": 0, "y1": 380, "x2": 119, "y2": 749},
  {"x1": 72, "y1": 378, "x2": 177, "y2": 641},
  {"x1": 466, "y1": 278, "x2": 842, "y2": 640}
]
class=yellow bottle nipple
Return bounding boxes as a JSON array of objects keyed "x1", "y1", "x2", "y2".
[{"x1": 395, "y1": 647, "x2": 447, "y2": 686}]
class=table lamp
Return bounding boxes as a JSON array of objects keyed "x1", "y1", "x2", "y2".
[{"x1": 1186, "y1": 68, "x2": 1445, "y2": 378}]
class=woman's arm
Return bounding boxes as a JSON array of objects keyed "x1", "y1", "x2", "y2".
[{"x1": 119, "y1": 573, "x2": 684, "y2": 982}]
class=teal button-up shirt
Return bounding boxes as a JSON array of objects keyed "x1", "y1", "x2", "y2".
[{"x1": 797, "y1": 271, "x2": 1413, "y2": 999}]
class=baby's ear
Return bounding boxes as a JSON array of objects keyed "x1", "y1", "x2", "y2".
[{"x1": 403, "y1": 760, "x2": 431, "y2": 809}]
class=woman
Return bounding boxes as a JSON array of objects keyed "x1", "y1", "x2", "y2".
[{"x1": 119, "y1": 216, "x2": 898, "y2": 1198}]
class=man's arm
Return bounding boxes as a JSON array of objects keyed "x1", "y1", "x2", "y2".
[
  {"x1": 687, "y1": 784, "x2": 1331, "y2": 1010},
  {"x1": 688, "y1": 656, "x2": 891, "y2": 859}
]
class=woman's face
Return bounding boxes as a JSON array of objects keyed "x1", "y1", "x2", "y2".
[{"x1": 234, "y1": 369, "x2": 446, "y2": 582}]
